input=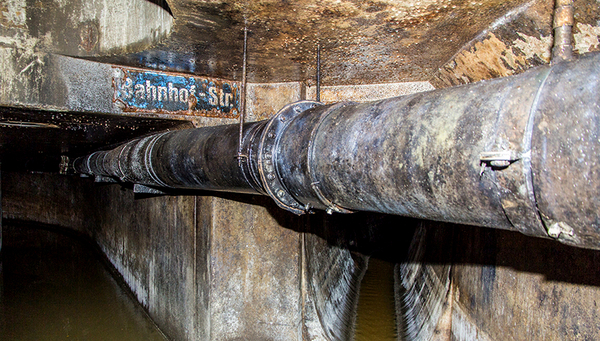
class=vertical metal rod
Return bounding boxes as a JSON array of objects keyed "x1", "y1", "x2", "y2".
[
  {"x1": 316, "y1": 42, "x2": 321, "y2": 102},
  {"x1": 237, "y1": 24, "x2": 249, "y2": 165}
]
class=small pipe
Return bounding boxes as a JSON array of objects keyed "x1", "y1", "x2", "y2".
[
  {"x1": 552, "y1": 0, "x2": 574, "y2": 62},
  {"x1": 75, "y1": 53, "x2": 600, "y2": 250}
]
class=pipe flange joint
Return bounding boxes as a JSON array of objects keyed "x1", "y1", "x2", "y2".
[{"x1": 258, "y1": 100, "x2": 321, "y2": 215}]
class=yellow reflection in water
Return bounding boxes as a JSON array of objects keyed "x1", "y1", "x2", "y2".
[{"x1": 354, "y1": 257, "x2": 397, "y2": 341}]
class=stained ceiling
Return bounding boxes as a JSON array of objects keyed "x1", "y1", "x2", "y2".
[
  {"x1": 8, "y1": 0, "x2": 600, "y2": 86},
  {"x1": 94, "y1": 0, "x2": 547, "y2": 85}
]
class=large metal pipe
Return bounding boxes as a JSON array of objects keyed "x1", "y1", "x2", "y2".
[
  {"x1": 75, "y1": 53, "x2": 600, "y2": 249},
  {"x1": 74, "y1": 121, "x2": 266, "y2": 195}
]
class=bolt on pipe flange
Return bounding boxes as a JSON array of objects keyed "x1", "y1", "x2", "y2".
[{"x1": 258, "y1": 100, "x2": 322, "y2": 215}]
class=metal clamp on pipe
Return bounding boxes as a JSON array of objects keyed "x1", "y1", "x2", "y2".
[
  {"x1": 306, "y1": 102, "x2": 357, "y2": 215},
  {"x1": 257, "y1": 101, "x2": 322, "y2": 215}
]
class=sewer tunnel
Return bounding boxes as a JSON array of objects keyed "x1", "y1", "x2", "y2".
[{"x1": 2, "y1": 0, "x2": 600, "y2": 340}]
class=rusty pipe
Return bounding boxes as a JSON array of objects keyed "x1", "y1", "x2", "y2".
[
  {"x1": 74, "y1": 121, "x2": 266, "y2": 195},
  {"x1": 75, "y1": 53, "x2": 600, "y2": 249},
  {"x1": 552, "y1": 0, "x2": 574, "y2": 62}
]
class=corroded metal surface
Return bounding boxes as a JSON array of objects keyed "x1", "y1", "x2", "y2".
[
  {"x1": 279, "y1": 69, "x2": 523, "y2": 221},
  {"x1": 74, "y1": 122, "x2": 265, "y2": 193},
  {"x1": 257, "y1": 101, "x2": 321, "y2": 214},
  {"x1": 552, "y1": 0, "x2": 575, "y2": 62},
  {"x1": 0, "y1": 105, "x2": 191, "y2": 172},
  {"x1": 531, "y1": 56, "x2": 600, "y2": 246},
  {"x1": 279, "y1": 53, "x2": 600, "y2": 248},
  {"x1": 113, "y1": 66, "x2": 241, "y2": 118}
]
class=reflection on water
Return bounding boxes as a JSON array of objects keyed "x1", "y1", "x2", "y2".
[
  {"x1": 354, "y1": 257, "x2": 398, "y2": 341},
  {"x1": 0, "y1": 222, "x2": 166, "y2": 341}
]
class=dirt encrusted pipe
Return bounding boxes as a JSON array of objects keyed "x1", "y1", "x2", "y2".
[
  {"x1": 74, "y1": 122, "x2": 267, "y2": 195},
  {"x1": 75, "y1": 53, "x2": 600, "y2": 249}
]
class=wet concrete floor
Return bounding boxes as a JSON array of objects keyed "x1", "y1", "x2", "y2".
[{"x1": 0, "y1": 221, "x2": 166, "y2": 340}]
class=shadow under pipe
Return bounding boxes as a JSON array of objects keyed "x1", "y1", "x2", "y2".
[{"x1": 75, "y1": 52, "x2": 600, "y2": 250}]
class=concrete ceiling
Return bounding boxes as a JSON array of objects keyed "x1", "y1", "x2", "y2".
[
  {"x1": 94, "y1": 0, "x2": 543, "y2": 84},
  {"x1": 7, "y1": 0, "x2": 600, "y2": 85}
]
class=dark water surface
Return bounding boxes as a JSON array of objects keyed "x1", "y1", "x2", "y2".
[{"x1": 0, "y1": 222, "x2": 166, "y2": 341}]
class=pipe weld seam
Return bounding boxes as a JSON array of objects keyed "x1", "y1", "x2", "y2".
[
  {"x1": 306, "y1": 102, "x2": 355, "y2": 214},
  {"x1": 145, "y1": 132, "x2": 170, "y2": 188},
  {"x1": 521, "y1": 66, "x2": 553, "y2": 237}
]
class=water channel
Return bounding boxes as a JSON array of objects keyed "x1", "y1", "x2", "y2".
[
  {"x1": 0, "y1": 220, "x2": 403, "y2": 340},
  {"x1": 0, "y1": 221, "x2": 166, "y2": 340}
]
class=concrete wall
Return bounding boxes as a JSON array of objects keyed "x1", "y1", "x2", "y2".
[
  {"x1": 6, "y1": 171, "x2": 600, "y2": 341},
  {"x1": 3, "y1": 1, "x2": 600, "y2": 339},
  {"x1": 393, "y1": 222, "x2": 600, "y2": 341},
  {"x1": 1, "y1": 172, "x2": 307, "y2": 340}
]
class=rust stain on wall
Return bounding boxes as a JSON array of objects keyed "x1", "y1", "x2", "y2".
[
  {"x1": 574, "y1": 23, "x2": 600, "y2": 53},
  {"x1": 430, "y1": 0, "x2": 554, "y2": 88},
  {"x1": 97, "y1": 0, "x2": 535, "y2": 85},
  {"x1": 432, "y1": 32, "x2": 551, "y2": 87},
  {"x1": 0, "y1": 2, "x2": 26, "y2": 29},
  {"x1": 431, "y1": 0, "x2": 600, "y2": 88}
]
